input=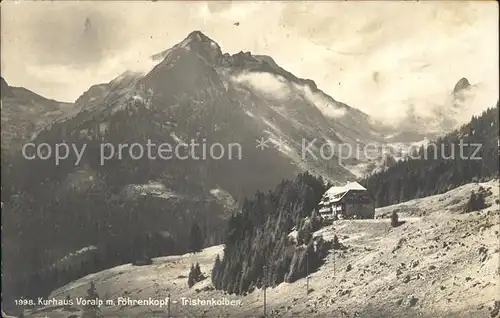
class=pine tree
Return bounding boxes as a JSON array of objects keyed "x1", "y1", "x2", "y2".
[
  {"x1": 187, "y1": 262, "x2": 204, "y2": 288},
  {"x1": 391, "y1": 211, "x2": 399, "y2": 227},
  {"x1": 188, "y1": 264, "x2": 195, "y2": 288},
  {"x1": 212, "y1": 255, "x2": 221, "y2": 286},
  {"x1": 82, "y1": 281, "x2": 100, "y2": 318},
  {"x1": 332, "y1": 234, "x2": 341, "y2": 250},
  {"x1": 189, "y1": 221, "x2": 203, "y2": 253},
  {"x1": 195, "y1": 262, "x2": 202, "y2": 280},
  {"x1": 63, "y1": 294, "x2": 73, "y2": 310}
]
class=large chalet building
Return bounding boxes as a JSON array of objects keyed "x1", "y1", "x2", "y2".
[{"x1": 318, "y1": 182, "x2": 375, "y2": 221}]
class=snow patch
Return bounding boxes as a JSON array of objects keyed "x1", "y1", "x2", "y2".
[
  {"x1": 288, "y1": 230, "x2": 298, "y2": 244},
  {"x1": 58, "y1": 246, "x2": 97, "y2": 264},
  {"x1": 210, "y1": 188, "x2": 237, "y2": 211},
  {"x1": 261, "y1": 118, "x2": 281, "y2": 133},
  {"x1": 170, "y1": 132, "x2": 187, "y2": 146},
  {"x1": 244, "y1": 110, "x2": 255, "y2": 118},
  {"x1": 123, "y1": 182, "x2": 178, "y2": 200}
]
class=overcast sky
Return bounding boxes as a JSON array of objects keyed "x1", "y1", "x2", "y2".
[{"x1": 1, "y1": 1, "x2": 498, "y2": 121}]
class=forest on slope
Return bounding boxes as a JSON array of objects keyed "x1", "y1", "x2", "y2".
[
  {"x1": 211, "y1": 172, "x2": 335, "y2": 295},
  {"x1": 361, "y1": 103, "x2": 499, "y2": 207},
  {"x1": 0, "y1": 96, "x2": 227, "y2": 311}
]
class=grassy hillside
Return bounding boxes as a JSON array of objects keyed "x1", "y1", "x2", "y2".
[{"x1": 20, "y1": 180, "x2": 500, "y2": 318}]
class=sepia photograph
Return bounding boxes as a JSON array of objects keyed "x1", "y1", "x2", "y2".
[{"x1": 1, "y1": 1, "x2": 499, "y2": 317}]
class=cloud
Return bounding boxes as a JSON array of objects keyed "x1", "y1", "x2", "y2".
[
  {"x1": 231, "y1": 72, "x2": 291, "y2": 99},
  {"x1": 1, "y1": 0, "x2": 497, "y2": 123},
  {"x1": 206, "y1": 2, "x2": 233, "y2": 14},
  {"x1": 1, "y1": 1, "x2": 205, "y2": 101},
  {"x1": 292, "y1": 83, "x2": 346, "y2": 118},
  {"x1": 231, "y1": 71, "x2": 346, "y2": 118},
  {"x1": 2, "y1": 3, "x2": 129, "y2": 68},
  {"x1": 278, "y1": 1, "x2": 498, "y2": 122}
]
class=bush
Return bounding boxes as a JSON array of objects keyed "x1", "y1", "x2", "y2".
[
  {"x1": 464, "y1": 191, "x2": 485, "y2": 213},
  {"x1": 331, "y1": 234, "x2": 348, "y2": 250},
  {"x1": 391, "y1": 211, "x2": 399, "y2": 227},
  {"x1": 315, "y1": 236, "x2": 333, "y2": 259},
  {"x1": 132, "y1": 257, "x2": 152, "y2": 266},
  {"x1": 332, "y1": 235, "x2": 341, "y2": 250}
]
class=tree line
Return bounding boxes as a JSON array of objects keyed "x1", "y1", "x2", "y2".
[{"x1": 361, "y1": 103, "x2": 499, "y2": 207}]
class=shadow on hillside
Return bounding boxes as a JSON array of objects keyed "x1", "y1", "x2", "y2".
[{"x1": 394, "y1": 220, "x2": 407, "y2": 227}]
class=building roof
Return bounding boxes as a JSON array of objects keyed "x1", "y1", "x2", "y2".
[
  {"x1": 325, "y1": 182, "x2": 366, "y2": 196},
  {"x1": 323, "y1": 182, "x2": 367, "y2": 203}
]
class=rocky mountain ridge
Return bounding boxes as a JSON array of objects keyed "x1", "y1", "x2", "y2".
[
  {"x1": 1, "y1": 76, "x2": 74, "y2": 153},
  {"x1": 28, "y1": 30, "x2": 386, "y2": 197}
]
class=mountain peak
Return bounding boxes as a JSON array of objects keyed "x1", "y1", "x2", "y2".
[
  {"x1": 185, "y1": 30, "x2": 212, "y2": 42},
  {"x1": 179, "y1": 31, "x2": 220, "y2": 49},
  {"x1": 1, "y1": 76, "x2": 14, "y2": 98},
  {"x1": 151, "y1": 31, "x2": 223, "y2": 63},
  {"x1": 453, "y1": 77, "x2": 471, "y2": 94},
  {"x1": 175, "y1": 31, "x2": 222, "y2": 64}
]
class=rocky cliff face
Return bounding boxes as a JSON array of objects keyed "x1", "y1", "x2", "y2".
[{"x1": 1, "y1": 76, "x2": 73, "y2": 153}]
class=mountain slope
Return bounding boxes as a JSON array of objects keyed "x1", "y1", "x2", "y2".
[
  {"x1": 8, "y1": 30, "x2": 498, "y2": 317},
  {"x1": 22, "y1": 180, "x2": 500, "y2": 318},
  {"x1": 28, "y1": 31, "x2": 383, "y2": 198},
  {"x1": 1, "y1": 31, "x2": 382, "y2": 313},
  {"x1": 362, "y1": 103, "x2": 499, "y2": 207},
  {"x1": 0, "y1": 77, "x2": 73, "y2": 153}
]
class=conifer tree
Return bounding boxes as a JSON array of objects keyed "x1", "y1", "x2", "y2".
[
  {"x1": 82, "y1": 281, "x2": 100, "y2": 318},
  {"x1": 391, "y1": 211, "x2": 399, "y2": 227},
  {"x1": 212, "y1": 255, "x2": 221, "y2": 286},
  {"x1": 189, "y1": 221, "x2": 203, "y2": 253},
  {"x1": 195, "y1": 262, "x2": 202, "y2": 279},
  {"x1": 188, "y1": 264, "x2": 195, "y2": 288}
]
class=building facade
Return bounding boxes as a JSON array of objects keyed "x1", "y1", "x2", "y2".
[{"x1": 318, "y1": 182, "x2": 375, "y2": 221}]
